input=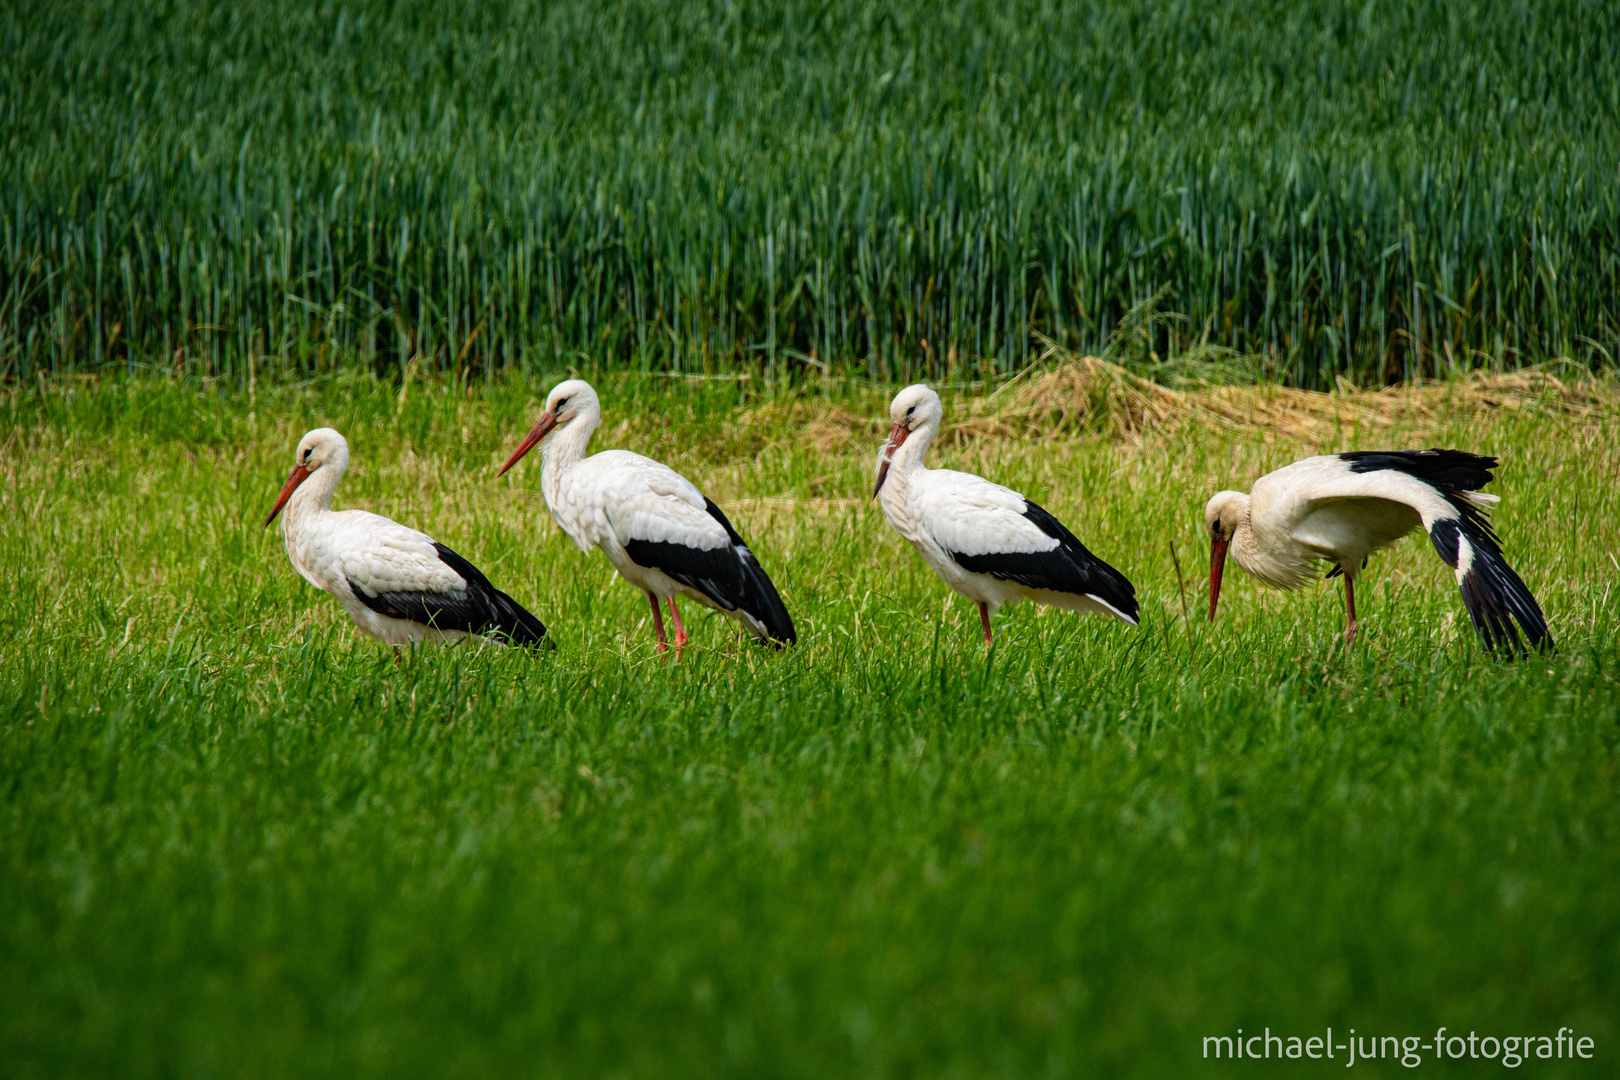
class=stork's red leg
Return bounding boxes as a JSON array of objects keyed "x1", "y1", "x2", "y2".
[
  {"x1": 393, "y1": 645, "x2": 403, "y2": 666},
  {"x1": 979, "y1": 602, "x2": 993, "y2": 646},
  {"x1": 667, "y1": 595, "x2": 689, "y2": 657},
  {"x1": 1343, "y1": 574, "x2": 1358, "y2": 644},
  {"x1": 648, "y1": 591, "x2": 669, "y2": 653}
]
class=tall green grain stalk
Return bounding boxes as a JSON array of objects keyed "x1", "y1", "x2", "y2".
[{"x1": 3, "y1": 0, "x2": 1618, "y2": 387}]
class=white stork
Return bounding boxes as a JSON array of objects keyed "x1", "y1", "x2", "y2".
[
  {"x1": 872, "y1": 384, "x2": 1139, "y2": 644},
  {"x1": 265, "y1": 428, "x2": 549, "y2": 658},
  {"x1": 497, "y1": 380, "x2": 795, "y2": 654},
  {"x1": 1205, "y1": 449, "x2": 1552, "y2": 653}
]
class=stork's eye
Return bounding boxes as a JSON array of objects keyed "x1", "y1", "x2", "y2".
[
  {"x1": 555, "y1": 398, "x2": 570, "y2": 411},
  {"x1": 302, "y1": 448, "x2": 312, "y2": 462},
  {"x1": 906, "y1": 406, "x2": 915, "y2": 417}
]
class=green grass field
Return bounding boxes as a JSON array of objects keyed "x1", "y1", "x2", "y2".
[{"x1": 3, "y1": 370, "x2": 1617, "y2": 1076}]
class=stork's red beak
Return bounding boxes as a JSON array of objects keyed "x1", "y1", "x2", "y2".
[
  {"x1": 1208, "y1": 538, "x2": 1229, "y2": 621},
  {"x1": 498, "y1": 411, "x2": 558, "y2": 476},
  {"x1": 872, "y1": 423, "x2": 909, "y2": 498},
  {"x1": 265, "y1": 465, "x2": 311, "y2": 527}
]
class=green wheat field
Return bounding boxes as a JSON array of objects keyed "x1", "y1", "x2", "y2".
[
  {"x1": 6, "y1": 0, "x2": 1619, "y2": 386},
  {"x1": 2, "y1": 370, "x2": 1617, "y2": 1076}
]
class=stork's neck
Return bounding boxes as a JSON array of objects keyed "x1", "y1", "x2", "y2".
[
  {"x1": 283, "y1": 453, "x2": 346, "y2": 533},
  {"x1": 1225, "y1": 501, "x2": 1278, "y2": 583},
  {"x1": 1230, "y1": 518, "x2": 1260, "y2": 571},
  {"x1": 538, "y1": 408, "x2": 598, "y2": 500},
  {"x1": 876, "y1": 418, "x2": 937, "y2": 532}
]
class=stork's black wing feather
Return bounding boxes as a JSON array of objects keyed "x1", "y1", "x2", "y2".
[
  {"x1": 1340, "y1": 448, "x2": 1497, "y2": 493},
  {"x1": 1428, "y1": 518, "x2": 1552, "y2": 656},
  {"x1": 1342, "y1": 449, "x2": 1550, "y2": 655},
  {"x1": 623, "y1": 498, "x2": 796, "y2": 646},
  {"x1": 1341, "y1": 449, "x2": 1501, "y2": 543},
  {"x1": 347, "y1": 542, "x2": 550, "y2": 648},
  {"x1": 948, "y1": 500, "x2": 1139, "y2": 622}
]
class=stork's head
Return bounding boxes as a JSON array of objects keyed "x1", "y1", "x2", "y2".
[
  {"x1": 1203, "y1": 490, "x2": 1250, "y2": 621},
  {"x1": 266, "y1": 428, "x2": 349, "y2": 527},
  {"x1": 874, "y1": 384, "x2": 943, "y2": 498},
  {"x1": 888, "y1": 383, "x2": 943, "y2": 431},
  {"x1": 498, "y1": 379, "x2": 598, "y2": 476}
]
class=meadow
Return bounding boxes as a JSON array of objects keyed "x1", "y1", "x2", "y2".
[
  {"x1": 2, "y1": 367, "x2": 1617, "y2": 1076},
  {"x1": 5, "y1": 0, "x2": 1620, "y2": 386}
]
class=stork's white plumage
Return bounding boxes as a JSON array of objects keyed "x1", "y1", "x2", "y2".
[
  {"x1": 497, "y1": 380, "x2": 795, "y2": 653},
  {"x1": 872, "y1": 385, "x2": 1138, "y2": 644},
  {"x1": 1206, "y1": 449, "x2": 1551, "y2": 652},
  {"x1": 266, "y1": 428, "x2": 549, "y2": 657}
]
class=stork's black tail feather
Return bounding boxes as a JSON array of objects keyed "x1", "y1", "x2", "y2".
[
  {"x1": 951, "y1": 500, "x2": 1139, "y2": 624},
  {"x1": 733, "y1": 550, "x2": 797, "y2": 647},
  {"x1": 1429, "y1": 517, "x2": 1551, "y2": 656},
  {"x1": 702, "y1": 498, "x2": 796, "y2": 647},
  {"x1": 485, "y1": 586, "x2": 553, "y2": 648},
  {"x1": 621, "y1": 499, "x2": 797, "y2": 648},
  {"x1": 431, "y1": 543, "x2": 551, "y2": 649}
]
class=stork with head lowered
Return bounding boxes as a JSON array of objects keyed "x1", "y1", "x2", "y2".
[{"x1": 1206, "y1": 448, "x2": 1551, "y2": 653}]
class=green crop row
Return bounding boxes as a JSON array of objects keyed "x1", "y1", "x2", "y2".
[{"x1": 3, "y1": 0, "x2": 1618, "y2": 387}]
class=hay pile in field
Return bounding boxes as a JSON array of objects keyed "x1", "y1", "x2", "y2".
[
  {"x1": 751, "y1": 347, "x2": 1619, "y2": 455},
  {"x1": 955, "y1": 351, "x2": 1618, "y2": 445}
]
